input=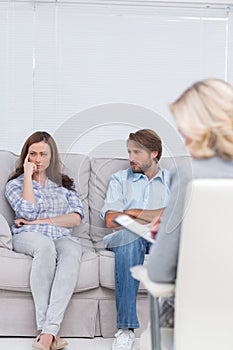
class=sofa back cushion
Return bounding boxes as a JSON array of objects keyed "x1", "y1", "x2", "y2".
[
  {"x1": 60, "y1": 153, "x2": 91, "y2": 240},
  {"x1": 0, "y1": 151, "x2": 18, "y2": 225},
  {"x1": 89, "y1": 158, "x2": 129, "y2": 243}
]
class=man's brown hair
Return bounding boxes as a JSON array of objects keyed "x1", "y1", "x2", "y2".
[{"x1": 128, "y1": 129, "x2": 162, "y2": 162}]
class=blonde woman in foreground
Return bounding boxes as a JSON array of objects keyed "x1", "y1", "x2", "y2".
[{"x1": 146, "y1": 78, "x2": 233, "y2": 350}]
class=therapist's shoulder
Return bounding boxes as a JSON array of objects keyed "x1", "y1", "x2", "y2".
[{"x1": 169, "y1": 156, "x2": 193, "y2": 186}]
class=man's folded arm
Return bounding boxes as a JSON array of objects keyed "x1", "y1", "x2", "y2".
[{"x1": 105, "y1": 208, "x2": 165, "y2": 229}]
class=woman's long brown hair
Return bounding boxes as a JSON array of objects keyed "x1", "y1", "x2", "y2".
[{"x1": 8, "y1": 131, "x2": 75, "y2": 191}]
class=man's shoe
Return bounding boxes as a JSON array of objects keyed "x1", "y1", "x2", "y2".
[
  {"x1": 50, "y1": 337, "x2": 68, "y2": 350},
  {"x1": 112, "y1": 329, "x2": 135, "y2": 350}
]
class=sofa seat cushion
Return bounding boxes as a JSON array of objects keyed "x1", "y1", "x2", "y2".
[
  {"x1": 74, "y1": 250, "x2": 99, "y2": 293},
  {"x1": 99, "y1": 250, "x2": 148, "y2": 292},
  {"x1": 0, "y1": 247, "x2": 99, "y2": 293}
]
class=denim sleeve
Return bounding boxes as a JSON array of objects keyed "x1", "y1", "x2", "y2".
[
  {"x1": 5, "y1": 180, "x2": 46, "y2": 221},
  {"x1": 147, "y1": 159, "x2": 192, "y2": 283},
  {"x1": 100, "y1": 172, "x2": 125, "y2": 220}
]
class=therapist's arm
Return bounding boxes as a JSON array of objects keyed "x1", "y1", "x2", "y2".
[{"x1": 147, "y1": 163, "x2": 191, "y2": 283}]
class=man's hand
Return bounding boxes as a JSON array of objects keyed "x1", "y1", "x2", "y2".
[{"x1": 105, "y1": 211, "x2": 124, "y2": 228}]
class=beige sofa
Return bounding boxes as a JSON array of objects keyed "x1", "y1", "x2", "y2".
[{"x1": 0, "y1": 150, "x2": 180, "y2": 338}]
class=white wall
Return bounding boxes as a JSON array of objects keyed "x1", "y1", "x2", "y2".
[{"x1": 0, "y1": 1, "x2": 233, "y2": 157}]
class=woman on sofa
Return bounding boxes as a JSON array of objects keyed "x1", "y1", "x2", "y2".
[{"x1": 5, "y1": 131, "x2": 84, "y2": 350}]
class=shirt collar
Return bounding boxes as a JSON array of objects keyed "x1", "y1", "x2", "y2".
[{"x1": 127, "y1": 166, "x2": 165, "y2": 183}]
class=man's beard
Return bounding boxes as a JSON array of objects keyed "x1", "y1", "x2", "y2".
[
  {"x1": 130, "y1": 160, "x2": 153, "y2": 174},
  {"x1": 131, "y1": 163, "x2": 143, "y2": 173}
]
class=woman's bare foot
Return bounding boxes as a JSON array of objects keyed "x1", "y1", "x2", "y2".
[{"x1": 39, "y1": 333, "x2": 53, "y2": 350}]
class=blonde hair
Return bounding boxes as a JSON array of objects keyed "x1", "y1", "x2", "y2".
[{"x1": 170, "y1": 78, "x2": 233, "y2": 160}]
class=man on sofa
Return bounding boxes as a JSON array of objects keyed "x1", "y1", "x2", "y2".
[{"x1": 100, "y1": 129, "x2": 170, "y2": 350}]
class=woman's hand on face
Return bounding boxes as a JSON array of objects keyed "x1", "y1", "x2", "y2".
[{"x1": 23, "y1": 154, "x2": 36, "y2": 177}]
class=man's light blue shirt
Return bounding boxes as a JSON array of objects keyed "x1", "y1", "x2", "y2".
[
  {"x1": 100, "y1": 166, "x2": 170, "y2": 247},
  {"x1": 101, "y1": 166, "x2": 170, "y2": 218}
]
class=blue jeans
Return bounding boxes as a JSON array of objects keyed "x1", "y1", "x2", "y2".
[
  {"x1": 104, "y1": 229, "x2": 151, "y2": 329},
  {"x1": 13, "y1": 231, "x2": 82, "y2": 337}
]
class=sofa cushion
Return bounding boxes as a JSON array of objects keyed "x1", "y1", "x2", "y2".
[
  {"x1": 89, "y1": 158, "x2": 129, "y2": 242},
  {"x1": 0, "y1": 214, "x2": 13, "y2": 250},
  {"x1": 61, "y1": 153, "x2": 91, "y2": 240},
  {"x1": 0, "y1": 247, "x2": 99, "y2": 293},
  {"x1": 0, "y1": 151, "x2": 17, "y2": 226}
]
